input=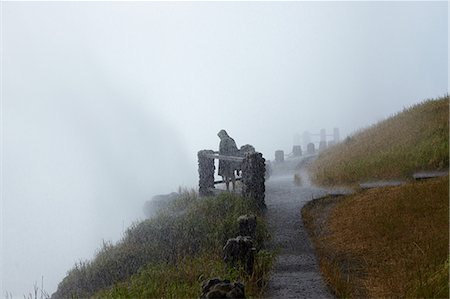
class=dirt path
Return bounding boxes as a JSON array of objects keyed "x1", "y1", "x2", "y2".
[{"x1": 264, "y1": 157, "x2": 333, "y2": 299}]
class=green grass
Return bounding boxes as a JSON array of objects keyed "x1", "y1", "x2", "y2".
[
  {"x1": 408, "y1": 258, "x2": 449, "y2": 299},
  {"x1": 310, "y1": 95, "x2": 449, "y2": 186},
  {"x1": 93, "y1": 250, "x2": 274, "y2": 299},
  {"x1": 53, "y1": 191, "x2": 273, "y2": 298}
]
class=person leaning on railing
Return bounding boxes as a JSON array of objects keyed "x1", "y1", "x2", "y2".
[{"x1": 217, "y1": 129, "x2": 239, "y2": 191}]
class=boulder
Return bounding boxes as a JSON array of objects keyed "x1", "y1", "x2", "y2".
[
  {"x1": 200, "y1": 278, "x2": 245, "y2": 299},
  {"x1": 238, "y1": 215, "x2": 256, "y2": 238},
  {"x1": 223, "y1": 236, "x2": 255, "y2": 273}
]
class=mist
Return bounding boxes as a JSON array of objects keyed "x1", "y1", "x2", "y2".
[{"x1": 1, "y1": 1, "x2": 448, "y2": 297}]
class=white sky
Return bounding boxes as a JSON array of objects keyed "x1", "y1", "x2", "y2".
[{"x1": 1, "y1": 1, "x2": 448, "y2": 297}]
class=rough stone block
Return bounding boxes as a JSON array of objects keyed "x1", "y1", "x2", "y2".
[
  {"x1": 238, "y1": 214, "x2": 257, "y2": 238},
  {"x1": 200, "y1": 278, "x2": 246, "y2": 299},
  {"x1": 223, "y1": 236, "x2": 256, "y2": 273}
]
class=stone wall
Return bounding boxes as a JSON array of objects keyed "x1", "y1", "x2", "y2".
[{"x1": 198, "y1": 150, "x2": 266, "y2": 209}]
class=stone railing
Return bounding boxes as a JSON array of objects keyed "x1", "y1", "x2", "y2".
[{"x1": 197, "y1": 150, "x2": 266, "y2": 208}]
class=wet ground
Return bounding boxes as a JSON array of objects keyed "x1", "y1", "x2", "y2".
[
  {"x1": 359, "y1": 180, "x2": 406, "y2": 189},
  {"x1": 412, "y1": 170, "x2": 449, "y2": 180},
  {"x1": 264, "y1": 157, "x2": 333, "y2": 299}
]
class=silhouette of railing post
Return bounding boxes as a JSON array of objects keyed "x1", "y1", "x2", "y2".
[{"x1": 198, "y1": 150, "x2": 215, "y2": 196}]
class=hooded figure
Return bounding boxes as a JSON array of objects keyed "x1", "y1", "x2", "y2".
[{"x1": 217, "y1": 129, "x2": 239, "y2": 191}]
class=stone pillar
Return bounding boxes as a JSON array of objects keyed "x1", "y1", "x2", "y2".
[
  {"x1": 275, "y1": 150, "x2": 284, "y2": 163},
  {"x1": 302, "y1": 131, "x2": 311, "y2": 148},
  {"x1": 242, "y1": 152, "x2": 266, "y2": 209},
  {"x1": 223, "y1": 236, "x2": 256, "y2": 274},
  {"x1": 293, "y1": 133, "x2": 301, "y2": 146},
  {"x1": 238, "y1": 214, "x2": 257, "y2": 238},
  {"x1": 319, "y1": 141, "x2": 327, "y2": 151},
  {"x1": 320, "y1": 128, "x2": 326, "y2": 142},
  {"x1": 292, "y1": 145, "x2": 302, "y2": 157},
  {"x1": 333, "y1": 127, "x2": 340, "y2": 143},
  {"x1": 307, "y1": 143, "x2": 315, "y2": 154},
  {"x1": 201, "y1": 279, "x2": 246, "y2": 299},
  {"x1": 198, "y1": 150, "x2": 215, "y2": 197}
]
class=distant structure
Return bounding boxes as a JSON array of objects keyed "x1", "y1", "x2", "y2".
[
  {"x1": 319, "y1": 141, "x2": 327, "y2": 152},
  {"x1": 320, "y1": 129, "x2": 326, "y2": 144},
  {"x1": 296, "y1": 127, "x2": 340, "y2": 152},
  {"x1": 292, "y1": 133, "x2": 303, "y2": 157},
  {"x1": 307, "y1": 143, "x2": 315, "y2": 154},
  {"x1": 333, "y1": 127, "x2": 340, "y2": 143},
  {"x1": 292, "y1": 145, "x2": 302, "y2": 157},
  {"x1": 275, "y1": 150, "x2": 284, "y2": 163},
  {"x1": 302, "y1": 131, "x2": 311, "y2": 148},
  {"x1": 293, "y1": 133, "x2": 302, "y2": 147}
]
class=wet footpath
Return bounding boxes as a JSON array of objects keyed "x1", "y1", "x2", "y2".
[{"x1": 264, "y1": 158, "x2": 333, "y2": 299}]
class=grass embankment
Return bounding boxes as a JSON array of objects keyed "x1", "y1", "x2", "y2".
[
  {"x1": 303, "y1": 177, "x2": 449, "y2": 298},
  {"x1": 53, "y1": 191, "x2": 273, "y2": 298},
  {"x1": 304, "y1": 96, "x2": 449, "y2": 298},
  {"x1": 310, "y1": 96, "x2": 449, "y2": 186}
]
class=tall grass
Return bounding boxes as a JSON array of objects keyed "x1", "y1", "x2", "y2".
[
  {"x1": 310, "y1": 95, "x2": 449, "y2": 186},
  {"x1": 52, "y1": 191, "x2": 272, "y2": 298},
  {"x1": 94, "y1": 250, "x2": 274, "y2": 298},
  {"x1": 303, "y1": 177, "x2": 449, "y2": 298}
]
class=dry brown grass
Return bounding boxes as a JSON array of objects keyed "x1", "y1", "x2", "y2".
[
  {"x1": 310, "y1": 96, "x2": 449, "y2": 186},
  {"x1": 302, "y1": 176, "x2": 449, "y2": 298}
]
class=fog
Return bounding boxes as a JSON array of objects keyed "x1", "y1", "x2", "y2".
[{"x1": 1, "y1": 1, "x2": 448, "y2": 297}]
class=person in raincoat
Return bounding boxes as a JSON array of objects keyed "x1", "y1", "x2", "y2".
[{"x1": 217, "y1": 129, "x2": 239, "y2": 191}]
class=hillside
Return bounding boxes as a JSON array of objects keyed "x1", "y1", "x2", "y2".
[
  {"x1": 310, "y1": 95, "x2": 449, "y2": 186},
  {"x1": 303, "y1": 176, "x2": 449, "y2": 298},
  {"x1": 303, "y1": 95, "x2": 449, "y2": 298},
  {"x1": 52, "y1": 192, "x2": 273, "y2": 298}
]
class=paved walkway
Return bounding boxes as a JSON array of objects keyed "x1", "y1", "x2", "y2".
[{"x1": 265, "y1": 158, "x2": 333, "y2": 299}]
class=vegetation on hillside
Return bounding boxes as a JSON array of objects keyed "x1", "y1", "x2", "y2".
[
  {"x1": 303, "y1": 96, "x2": 449, "y2": 297},
  {"x1": 302, "y1": 177, "x2": 449, "y2": 298},
  {"x1": 53, "y1": 191, "x2": 273, "y2": 298},
  {"x1": 310, "y1": 95, "x2": 449, "y2": 186}
]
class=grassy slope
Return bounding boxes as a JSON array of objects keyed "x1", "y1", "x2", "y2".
[
  {"x1": 310, "y1": 95, "x2": 449, "y2": 186},
  {"x1": 304, "y1": 95, "x2": 449, "y2": 298},
  {"x1": 53, "y1": 191, "x2": 273, "y2": 298},
  {"x1": 303, "y1": 177, "x2": 449, "y2": 298}
]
